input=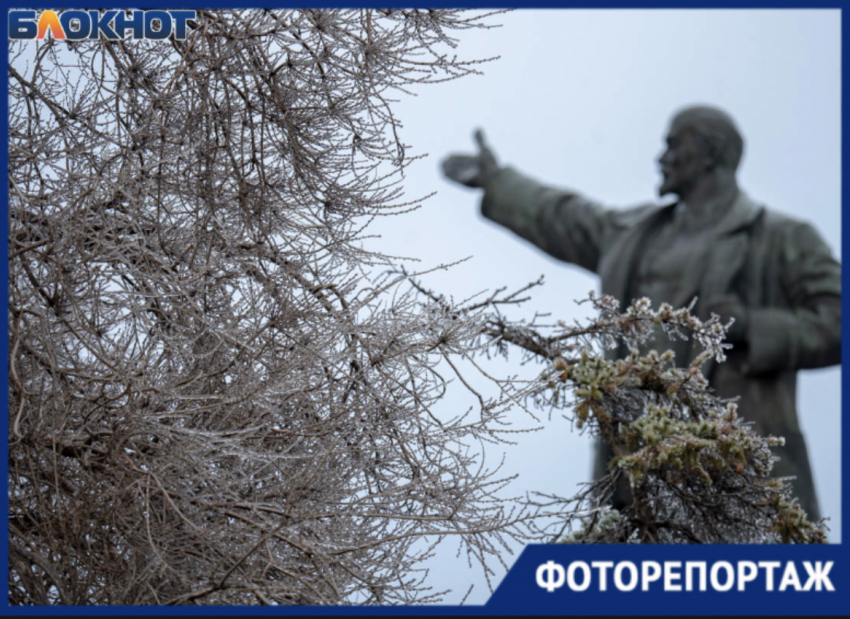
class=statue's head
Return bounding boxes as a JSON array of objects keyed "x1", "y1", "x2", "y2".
[{"x1": 657, "y1": 105, "x2": 744, "y2": 198}]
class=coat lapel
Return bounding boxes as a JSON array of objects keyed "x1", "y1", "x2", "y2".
[
  {"x1": 685, "y1": 191, "x2": 764, "y2": 375},
  {"x1": 598, "y1": 206, "x2": 673, "y2": 306},
  {"x1": 670, "y1": 191, "x2": 764, "y2": 313}
]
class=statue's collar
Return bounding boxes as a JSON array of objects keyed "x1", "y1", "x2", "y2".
[{"x1": 670, "y1": 189, "x2": 763, "y2": 237}]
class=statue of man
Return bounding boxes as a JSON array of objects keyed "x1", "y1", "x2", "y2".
[{"x1": 442, "y1": 105, "x2": 841, "y2": 521}]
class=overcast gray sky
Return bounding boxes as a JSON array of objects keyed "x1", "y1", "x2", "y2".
[{"x1": 368, "y1": 9, "x2": 842, "y2": 604}]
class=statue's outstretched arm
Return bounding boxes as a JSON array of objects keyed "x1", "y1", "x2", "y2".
[{"x1": 442, "y1": 129, "x2": 620, "y2": 274}]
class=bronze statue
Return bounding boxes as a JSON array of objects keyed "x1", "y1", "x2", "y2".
[{"x1": 442, "y1": 105, "x2": 841, "y2": 521}]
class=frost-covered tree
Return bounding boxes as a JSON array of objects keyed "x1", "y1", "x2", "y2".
[
  {"x1": 7, "y1": 9, "x2": 557, "y2": 605},
  {"x1": 483, "y1": 293, "x2": 827, "y2": 545}
]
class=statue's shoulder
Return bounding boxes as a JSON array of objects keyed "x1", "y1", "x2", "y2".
[
  {"x1": 745, "y1": 198, "x2": 834, "y2": 258},
  {"x1": 752, "y1": 202, "x2": 821, "y2": 238},
  {"x1": 757, "y1": 205, "x2": 798, "y2": 230}
]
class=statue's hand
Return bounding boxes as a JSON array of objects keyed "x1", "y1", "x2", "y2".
[
  {"x1": 441, "y1": 129, "x2": 500, "y2": 189},
  {"x1": 441, "y1": 154, "x2": 485, "y2": 188}
]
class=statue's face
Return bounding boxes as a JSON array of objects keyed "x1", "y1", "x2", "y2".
[{"x1": 657, "y1": 122, "x2": 713, "y2": 198}]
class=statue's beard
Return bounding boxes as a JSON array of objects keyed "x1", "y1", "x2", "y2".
[{"x1": 658, "y1": 178, "x2": 676, "y2": 197}]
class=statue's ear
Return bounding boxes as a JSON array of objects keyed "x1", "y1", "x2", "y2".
[
  {"x1": 703, "y1": 141, "x2": 723, "y2": 172},
  {"x1": 691, "y1": 131, "x2": 720, "y2": 171}
]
